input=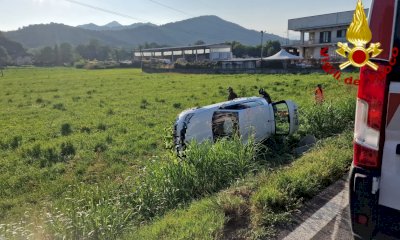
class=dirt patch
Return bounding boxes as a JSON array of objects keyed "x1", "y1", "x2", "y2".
[{"x1": 221, "y1": 187, "x2": 254, "y2": 240}]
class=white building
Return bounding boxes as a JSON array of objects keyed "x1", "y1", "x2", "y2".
[
  {"x1": 133, "y1": 43, "x2": 232, "y2": 62},
  {"x1": 283, "y1": 9, "x2": 368, "y2": 60}
]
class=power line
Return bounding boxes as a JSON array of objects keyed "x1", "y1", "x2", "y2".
[
  {"x1": 64, "y1": 0, "x2": 148, "y2": 22},
  {"x1": 63, "y1": 0, "x2": 233, "y2": 45},
  {"x1": 146, "y1": 0, "x2": 194, "y2": 17}
]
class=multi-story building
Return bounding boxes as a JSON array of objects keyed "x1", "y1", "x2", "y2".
[{"x1": 283, "y1": 9, "x2": 368, "y2": 60}]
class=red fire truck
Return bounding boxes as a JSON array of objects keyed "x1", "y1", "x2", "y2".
[{"x1": 349, "y1": 0, "x2": 400, "y2": 239}]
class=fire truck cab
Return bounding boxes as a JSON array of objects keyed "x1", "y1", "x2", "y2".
[{"x1": 350, "y1": 0, "x2": 400, "y2": 239}]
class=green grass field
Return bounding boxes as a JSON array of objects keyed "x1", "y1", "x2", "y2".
[{"x1": 0, "y1": 67, "x2": 357, "y2": 239}]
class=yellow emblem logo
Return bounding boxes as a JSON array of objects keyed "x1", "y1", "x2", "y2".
[{"x1": 336, "y1": 0, "x2": 382, "y2": 70}]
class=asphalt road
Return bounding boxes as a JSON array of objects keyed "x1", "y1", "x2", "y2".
[{"x1": 276, "y1": 176, "x2": 399, "y2": 240}]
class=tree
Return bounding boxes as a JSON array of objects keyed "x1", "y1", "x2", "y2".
[
  {"x1": 265, "y1": 40, "x2": 281, "y2": 57},
  {"x1": 59, "y1": 43, "x2": 73, "y2": 64},
  {"x1": 97, "y1": 45, "x2": 111, "y2": 61},
  {"x1": 75, "y1": 44, "x2": 88, "y2": 59},
  {"x1": 113, "y1": 48, "x2": 131, "y2": 61},
  {"x1": 194, "y1": 40, "x2": 205, "y2": 45},
  {"x1": 230, "y1": 41, "x2": 249, "y2": 58},
  {"x1": 0, "y1": 46, "x2": 10, "y2": 66},
  {"x1": 54, "y1": 44, "x2": 60, "y2": 65},
  {"x1": 0, "y1": 46, "x2": 9, "y2": 76},
  {"x1": 86, "y1": 39, "x2": 100, "y2": 59},
  {"x1": 34, "y1": 46, "x2": 55, "y2": 66}
]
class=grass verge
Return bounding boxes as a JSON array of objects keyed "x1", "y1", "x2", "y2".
[
  {"x1": 127, "y1": 131, "x2": 353, "y2": 239},
  {"x1": 126, "y1": 198, "x2": 225, "y2": 240}
]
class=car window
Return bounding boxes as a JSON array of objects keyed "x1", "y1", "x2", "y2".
[
  {"x1": 274, "y1": 102, "x2": 290, "y2": 135},
  {"x1": 220, "y1": 100, "x2": 263, "y2": 110},
  {"x1": 212, "y1": 111, "x2": 239, "y2": 140}
]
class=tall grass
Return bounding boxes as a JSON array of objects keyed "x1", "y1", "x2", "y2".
[
  {"x1": 134, "y1": 137, "x2": 258, "y2": 220},
  {"x1": 301, "y1": 95, "x2": 356, "y2": 138},
  {"x1": 18, "y1": 137, "x2": 259, "y2": 239},
  {"x1": 251, "y1": 131, "x2": 353, "y2": 238}
]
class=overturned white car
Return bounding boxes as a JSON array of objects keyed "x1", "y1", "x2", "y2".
[{"x1": 173, "y1": 97, "x2": 299, "y2": 151}]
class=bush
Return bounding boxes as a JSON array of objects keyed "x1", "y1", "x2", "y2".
[
  {"x1": 60, "y1": 142, "x2": 76, "y2": 159},
  {"x1": 97, "y1": 123, "x2": 107, "y2": 131},
  {"x1": 140, "y1": 99, "x2": 149, "y2": 109},
  {"x1": 172, "y1": 103, "x2": 182, "y2": 109},
  {"x1": 9, "y1": 136, "x2": 22, "y2": 149},
  {"x1": 41, "y1": 147, "x2": 59, "y2": 167},
  {"x1": 94, "y1": 143, "x2": 107, "y2": 153},
  {"x1": 61, "y1": 123, "x2": 72, "y2": 136},
  {"x1": 80, "y1": 126, "x2": 91, "y2": 133},
  {"x1": 53, "y1": 103, "x2": 66, "y2": 111},
  {"x1": 24, "y1": 144, "x2": 42, "y2": 160}
]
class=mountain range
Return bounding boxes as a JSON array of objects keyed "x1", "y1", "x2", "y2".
[
  {"x1": 77, "y1": 21, "x2": 156, "y2": 31},
  {"x1": 3, "y1": 15, "x2": 286, "y2": 49}
]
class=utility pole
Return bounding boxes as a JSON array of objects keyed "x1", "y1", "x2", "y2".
[{"x1": 260, "y1": 30, "x2": 264, "y2": 61}]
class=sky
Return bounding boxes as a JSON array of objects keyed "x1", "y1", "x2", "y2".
[{"x1": 0, "y1": 0, "x2": 373, "y2": 38}]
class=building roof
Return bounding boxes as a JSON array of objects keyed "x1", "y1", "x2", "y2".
[
  {"x1": 288, "y1": 9, "x2": 369, "y2": 31},
  {"x1": 135, "y1": 43, "x2": 230, "y2": 53},
  {"x1": 219, "y1": 58, "x2": 260, "y2": 62},
  {"x1": 264, "y1": 49, "x2": 303, "y2": 60}
]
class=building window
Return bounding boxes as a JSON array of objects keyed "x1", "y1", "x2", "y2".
[
  {"x1": 337, "y1": 29, "x2": 347, "y2": 38},
  {"x1": 319, "y1": 31, "x2": 331, "y2": 43},
  {"x1": 309, "y1": 32, "x2": 315, "y2": 42}
]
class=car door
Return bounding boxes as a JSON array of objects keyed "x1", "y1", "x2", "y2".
[
  {"x1": 379, "y1": 82, "x2": 400, "y2": 210},
  {"x1": 272, "y1": 100, "x2": 299, "y2": 135}
]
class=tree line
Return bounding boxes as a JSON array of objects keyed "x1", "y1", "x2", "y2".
[
  {"x1": 228, "y1": 40, "x2": 281, "y2": 58},
  {"x1": 31, "y1": 39, "x2": 132, "y2": 66},
  {"x1": 0, "y1": 35, "x2": 282, "y2": 67}
]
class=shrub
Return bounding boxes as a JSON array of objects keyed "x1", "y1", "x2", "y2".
[
  {"x1": 140, "y1": 99, "x2": 149, "y2": 109},
  {"x1": 106, "y1": 135, "x2": 113, "y2": 144},
  {"x1": 80, "y1": 126, "x2": 91, "y2": 133},
  {"x1": 74, "y1": 59, "x2": 86, "y2": 69},
  {"x1": 25, "y1": 144, "x2": 42, "y2": 159},
  {"x1": 155, "y1": 97, "x2": 166, "y2": 103},
  {"x1": 53, "y1": 103, "x2": 66, "y2": 111},
  {"x1": 172, "y1": 103, "x2": 182, "y2": 109},
  {"x1": 9, "y1": 136, "x2": 22, "y2": 149},
  {"x1": 60, "y1": 142, "x2": 76, "y2": 159},
  {"x1": 97, "y1": 123, "x2": 107, "y2": 131},
  {"x1": 94, "y1": 143, "x2": 107, "y2": 153},
  {"x1": 41, "y1": 147, "x2": 60, "y2": 167},
  {"x1": 107, "y1": 108, "x2": 115, "y2": 115},
  {"x1": 61, "y1": 123, "x2": 72, "y2": 136}
]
